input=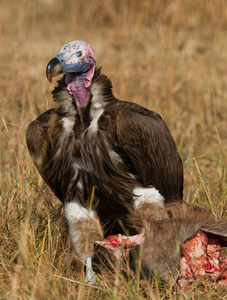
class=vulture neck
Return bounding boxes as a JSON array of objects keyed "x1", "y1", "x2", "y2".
[
  {"x1": 65, "y1": 64, "x2": 95, "y2": 108},
  {"x1": 65, "y1": 73, "x2": 89, "y2": 107},
  {"x1": 52, "y1": 68, "x2": 114, "y2": 125}
]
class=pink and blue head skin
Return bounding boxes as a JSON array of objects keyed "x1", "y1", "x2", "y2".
[{"x1": 46, "y1": 40, "x2": 96, "y2": 107}]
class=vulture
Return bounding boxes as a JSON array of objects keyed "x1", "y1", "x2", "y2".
[{"x1": 26, "y1": 40, "x2": 183, "y2": 280}]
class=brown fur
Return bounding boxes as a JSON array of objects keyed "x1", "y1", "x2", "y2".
[{"x1": 128, "y1": 202, "x2": 227, "y2": 282}]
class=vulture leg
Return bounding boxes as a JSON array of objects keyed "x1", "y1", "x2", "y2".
[
  {"x1": 64, "y1": 200, "x2": 103, "y2": 279},
  {"x1": 85, "y1": 256, "x2": 96, "y2": 284}
]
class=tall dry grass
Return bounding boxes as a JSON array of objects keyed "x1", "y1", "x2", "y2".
[{"x1": 0, "y1": 0, "x2": 227, "y2": 298}]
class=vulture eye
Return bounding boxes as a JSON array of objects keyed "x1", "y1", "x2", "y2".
[{"x1": 76, "y1": 51, "x2": 82, "y2": 58}]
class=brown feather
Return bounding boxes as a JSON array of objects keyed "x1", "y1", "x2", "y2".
[{"x1": 26, "y1": 67, "x2": 184, "y2": 262}]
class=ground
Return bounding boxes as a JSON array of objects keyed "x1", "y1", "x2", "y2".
[{"x1": 0, "y1": 0, "x2": 227, "y2": 299}]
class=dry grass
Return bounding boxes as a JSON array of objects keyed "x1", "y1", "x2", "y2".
[{"x1": 0, "y1": 0, "x2": 227, "y2": 298}]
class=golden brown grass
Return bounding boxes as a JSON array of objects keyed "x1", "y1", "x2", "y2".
[{"x1": 0, "y1": 0, "x2": 227, "y2": 298}]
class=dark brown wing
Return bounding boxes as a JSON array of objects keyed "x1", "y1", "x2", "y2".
[
  {"x1": 116, "y1": 110, "x2": 183, "y2": 201},
  {"x1": 26, "y1": 109, "x2": 64, "y2": 203}
]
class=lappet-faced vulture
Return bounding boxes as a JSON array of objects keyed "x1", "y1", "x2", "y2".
[{"x1": 26, "y1": 40, "x2": 183, "y2": 281}]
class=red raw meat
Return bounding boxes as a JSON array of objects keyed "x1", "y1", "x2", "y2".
[
  {"x1": 179, "y1": 230, "x2": 227, "y2": 288},
  {"x1": 177, "y1": 256, "x2": 194, "y2": 288},
  {"x1": 94, "y1": 233, "x2": 145, "y2": 260},
  {"x1": 182, "y1": 230, "x2": 208, "y2": 277}
]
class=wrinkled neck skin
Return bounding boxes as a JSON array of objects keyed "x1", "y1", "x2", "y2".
[{"x1": 65, "y1": 65, "x2": 95, "y2": 108}]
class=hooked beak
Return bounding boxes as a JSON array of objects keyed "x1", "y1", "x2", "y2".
[{"x1": 46, "y1": 57, "x2": 63, "y2": 82}]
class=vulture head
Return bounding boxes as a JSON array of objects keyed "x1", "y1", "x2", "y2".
[{"x1": 46, "y1": 40, "x2": 96, "y2": 107}]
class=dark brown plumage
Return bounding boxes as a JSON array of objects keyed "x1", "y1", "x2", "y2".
[
  {"x1": 27, "y1": 68, "x2": 183, "y2": 223},
  {"x1": 26, "y1": 41, "x2": 183, "y2": 277}
]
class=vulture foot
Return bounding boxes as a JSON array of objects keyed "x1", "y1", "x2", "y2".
[{"x1": 84, "y1": 256, "x2": 96, "y2": 284}]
